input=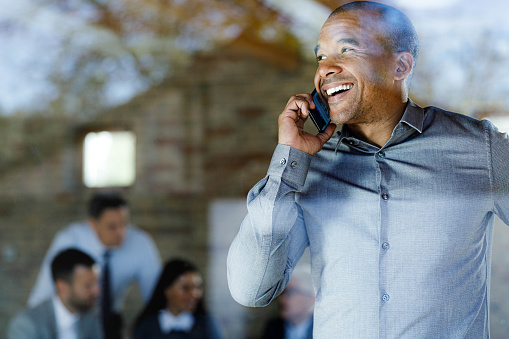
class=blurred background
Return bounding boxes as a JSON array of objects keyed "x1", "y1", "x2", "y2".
[{"x1": 1, "y1": 0, "x2": 509, "y2": 338}]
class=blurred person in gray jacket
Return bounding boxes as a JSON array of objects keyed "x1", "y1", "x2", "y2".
[{"x1": 7, "y1": 248, "x2": 103, "y2": 339}]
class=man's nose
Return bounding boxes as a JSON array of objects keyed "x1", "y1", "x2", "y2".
[{"x1": 317, "y1": 60, "x2": 343, "y2": 79}]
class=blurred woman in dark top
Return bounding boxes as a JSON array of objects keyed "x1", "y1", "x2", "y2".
[{"x1": 133, "y1": 258, "x2": 222, "y2": 339}]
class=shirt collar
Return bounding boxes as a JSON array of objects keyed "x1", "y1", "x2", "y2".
[
  {"x1": 53, "y1": 295, "x2": 79, "y2": 330},
  {"x1": 400, "y1": 99, "x2": 424, "y2": 133},
  {"x1": 158, "y1": 310, "x2": 195, "y2": 333},
  {"x1": 335, "y1": 99, "x2": 424, "y2": 153}
]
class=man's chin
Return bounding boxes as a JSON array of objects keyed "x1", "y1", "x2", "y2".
[
  {"x1": 107, "y1": 240, "x2": 124, "y2": 248},
  {"x1": 74, "y1": 302, "x2": 95, "y2": 313}
]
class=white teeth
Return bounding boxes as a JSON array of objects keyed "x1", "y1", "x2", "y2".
[{"x1": 326, "y1": 84, "x2": 353, "y2": 96}]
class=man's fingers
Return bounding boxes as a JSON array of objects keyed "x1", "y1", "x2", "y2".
[
  {"x1": 316, "y1": 123, "x2": 337, "y2": 146},
  {"x1": 296, "y1": 111, "x2": 306, "y2": 129},
  {"x1": 279, "y1": 93, "x2": 329, "y2": 155}
]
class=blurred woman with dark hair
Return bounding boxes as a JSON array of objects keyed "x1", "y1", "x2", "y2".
[{"x1": 133, "y1": 259, "x2": 222, "y2": 339}]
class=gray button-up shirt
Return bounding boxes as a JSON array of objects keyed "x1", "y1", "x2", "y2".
[{"x1": 227, "y1": 100, "x2": 509, "y2": 338}]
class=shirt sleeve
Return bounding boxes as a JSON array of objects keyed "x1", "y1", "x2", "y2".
[
  {"x1": 489, "y1": 122, "x2": 509, "y2": 224},
  {"x1": 134, "y1": 231, "x2": 162, "y2": 302},
  {"x1": 27, "y1": 228, "x2": 76, "y2": 307},
  {"x1": 227, "y1": 144, "x2": 312, "y2": 307}
]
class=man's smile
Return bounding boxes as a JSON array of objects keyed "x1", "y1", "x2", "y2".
[{"x1": 325, "y1": 84, "x2": 354, "y2": 96}]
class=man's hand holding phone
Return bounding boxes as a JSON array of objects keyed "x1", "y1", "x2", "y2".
[{"x1": 278, "y1": 91, "x2": 336, "y2": 155}]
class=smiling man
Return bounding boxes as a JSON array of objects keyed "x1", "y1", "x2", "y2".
[{"x1": 227, "y1": 1, "x2": 509, "y2": 338}]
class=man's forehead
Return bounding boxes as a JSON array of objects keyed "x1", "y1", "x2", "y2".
[
  {"x1": 326, "y1": 9, "x2": 383, "y2": 30},
  {"x1": 97, "y1": 206, "x2": 129, "y2": 218},
  {"x1": 316, "y1": 11, "x2": 385, "y2": 48}
]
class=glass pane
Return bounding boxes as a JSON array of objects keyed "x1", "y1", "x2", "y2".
[
  {"x1": 486, "y1": 116, "x2": 509, "y2": 133},
  {"x1": 83, "y1": 131, "x2": 136, "y2": 187}
]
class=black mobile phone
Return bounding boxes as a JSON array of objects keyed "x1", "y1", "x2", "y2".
[{"x1": 309, "y1": 89, "x2": 331, "y2": 132}]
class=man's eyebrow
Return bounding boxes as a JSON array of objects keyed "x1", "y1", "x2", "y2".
[
  {"x1": 338, "y1": 38, "x2": 360, "y2": 46},
  {"x1": 314, "y1": 44, "x2": 320, "y2": 56},
  {"x1": 314, "y1": 38, "x2": 361, "y2": 56}
]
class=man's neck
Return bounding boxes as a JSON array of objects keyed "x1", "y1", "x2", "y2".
[
  {"x1": 347, "y1": 101, "x2": 407, "y2": 148},
  {"x1": 55, "y1": 294, "x2": 78, "y2": 315}
]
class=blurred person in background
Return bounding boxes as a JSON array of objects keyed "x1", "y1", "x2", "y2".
[
  {"x1": 133, "y1": 258, "x2": 222, "y2": 339},
  {"x1": 7, "y1": 248, "x2": 103, "y2": 339},
  {"x1": 28, "y1": 191, "x2": 162, "y2": 339},
  {"x1": 262, "y1": 265, "x2": 314, "y2": 339}
]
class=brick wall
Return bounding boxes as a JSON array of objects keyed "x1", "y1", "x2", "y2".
[{"x1": 0, "y1": 51, "x2": 316, "y2": 338}]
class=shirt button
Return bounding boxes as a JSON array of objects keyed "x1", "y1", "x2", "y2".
[
  {"x1": 280, "y1": 158, "x2": 286, "y2": 165},
  {"x1": 291, "y1": 161, "x2": 298, "y2": 168},
  {"x1": 382, "y1": 294, "x2": 390, "y2": 302},
  {"x1": 382, "y1": 193, "x2": 389, "y2": 200},
  {"x1": 378, "y1": 151, "x2": 385, "y2": 159},
  {"x1": 382, "y1": 242, "x2": 390, "y2": 250}
]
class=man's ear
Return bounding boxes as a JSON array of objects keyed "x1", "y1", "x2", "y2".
[
  {"x1": 55, "y1": 279, "x2": 71, "y2": 298},
  {"x1": 88, "y1": 217, "x2": 98, "y2": 231},
  {"x1": 394, "y1": 52, "x2": 413, "y2": 81}
]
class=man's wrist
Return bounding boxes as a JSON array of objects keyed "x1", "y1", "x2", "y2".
[{"x1": 268, "y1": 145, "x2": 312, "y2": 188}]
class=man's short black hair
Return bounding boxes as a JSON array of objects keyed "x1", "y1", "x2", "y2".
[
  {"x1": 50, "y1": 248, "x2": 96, "y2": 283},
  {"x1": 88, "y1": 191, "x2": 128, "y2": 219},
  {"x1": 330, "y1": 1, "x2": 419, "y2": 84}
]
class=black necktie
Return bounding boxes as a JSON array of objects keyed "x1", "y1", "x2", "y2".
[{"x1": 101, "y1": 250, "x2": 112, "y2": 335}]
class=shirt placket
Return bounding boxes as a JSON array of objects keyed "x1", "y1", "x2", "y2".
[
  {"x1": 376, "y1": 147, "x2": 391, "y2": 338},
  {"x1": 343, "y1": 137, "x2": 389, "y2": 337}
]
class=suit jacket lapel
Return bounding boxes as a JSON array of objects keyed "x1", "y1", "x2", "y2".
[{"x1": 40, "y1": 300, "x2": 58, "y2": 339}]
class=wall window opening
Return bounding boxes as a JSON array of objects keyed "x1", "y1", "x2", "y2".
[{"x1": 83, "y1": 131, "x2": 136, "y2": 187}]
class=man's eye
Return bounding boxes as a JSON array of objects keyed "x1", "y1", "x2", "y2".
[
  {"x1": 341, "y1": 47, "x2": 354, "y2": 53},
  {"x1": 316, "y1": 55, "x2": 327, "y2": 61}
]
